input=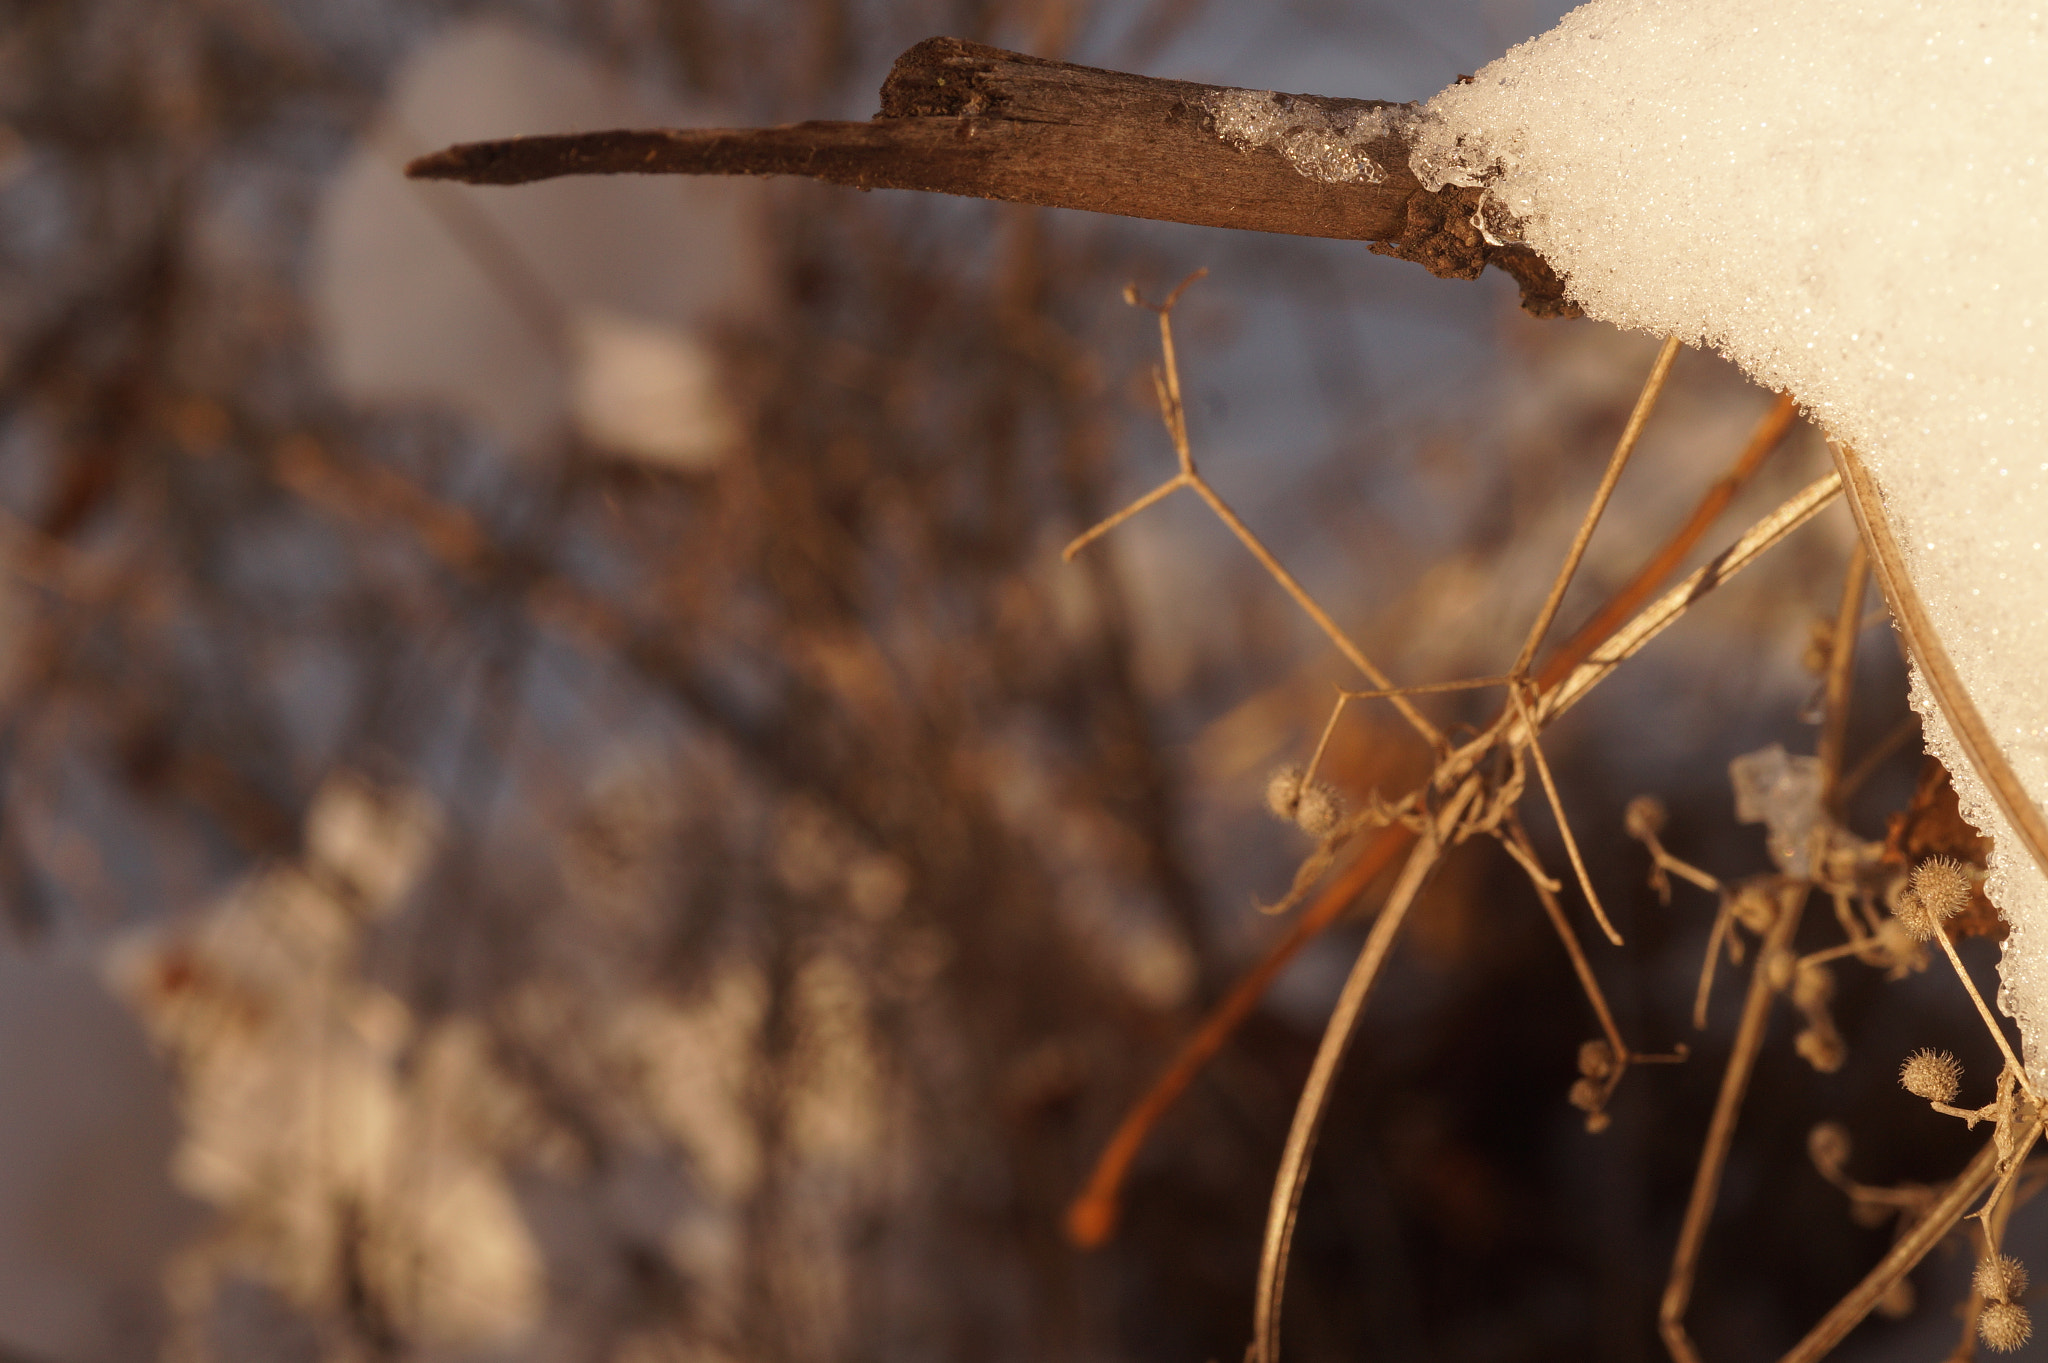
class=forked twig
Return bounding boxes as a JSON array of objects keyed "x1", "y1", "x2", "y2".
[{"x1": 1065, "y1": 274, "x2": 1443, "y2": 750}]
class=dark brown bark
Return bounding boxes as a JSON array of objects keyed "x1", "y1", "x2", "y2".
[{"x1": 405, "y1": 37, "x2": 1576, "y2": 318}]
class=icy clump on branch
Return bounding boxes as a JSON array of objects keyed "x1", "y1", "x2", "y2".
[{"x1": 1410, "y1": 0, "x2": 2048, "y2": 1077}]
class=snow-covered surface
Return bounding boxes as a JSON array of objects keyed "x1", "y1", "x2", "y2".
[{"x1": 1410, "y1": 0, "x2": 2048, "y2": 1074}]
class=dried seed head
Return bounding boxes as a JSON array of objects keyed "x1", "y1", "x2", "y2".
[
  {"x1": 1980, "y1": 1300, "x2": 2033, "y2": 1353},
  {"x1": 1763, "y1": 948, "x2": 1797, "y2": 994},
  {"x1": 1728, "y1": 882, "x2": 1777, "y2": 934},
  {"x1": 1792, "y1": 959, "x2": 1834, "y2": 1010},
  {"x1": 1912, "y1": 855, "x2": 1974, "y2": 926},
  {"x1": 1293, "y1": 781, "x2": 1343, "y2": 838},
  {"x1": 1567, "y1": 1076, "x2": 1603, "y2": 1113},
  {"x1": 1977, "y1": 1254, "x2": 2031, "y2": 1304},
  {"x1": 1623, "y1": 796, "x2": 1666, "y2": 841},
  {"x1": 1265, "y1": 765, "x2": 1304, "y2": 821},
  {"x1": 1807, "y1": 1121, "x2": 1852, "y2": 1177},
  {"x1": 1576, "y1": 1038, "x2": 1616, "y2": 1080},
  {"x1": 1795, "y1": 1026, "x2": 1845, "y2": 1073},
  {"x1": 1899, "y1": 1048, "x2": 1963, "y2": 1104}
]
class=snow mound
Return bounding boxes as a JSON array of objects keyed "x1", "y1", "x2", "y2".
[{"x1": 1412, "y1": 0, "x2": 2048, "y2": 1074}]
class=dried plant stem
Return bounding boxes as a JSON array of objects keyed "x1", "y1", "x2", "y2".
[
  {"x1": 1339, "y1": 674, "x2": 1512, "y2": 701},
  {"x1": 1973, "y1": 1116, "x2": 2043, "y2": 1243},
  {"x1": 1779, "y1": 1132, "x2": 2007, "y2": 1363},
  {"x1": 1300, "y1": 694, "x2": 1349, "y2": 790},
  {"x1": 1250, "y1": 775, "x2": 1479, "y2": 1363},
  {"x1": 1932, "y1": 929, "x2": 2036, "y2": 1102},
  {"x1": 1511, "y1": 335, "x2": 1684, "y2": 677},
  {"x1": 1693, "y1": 898, "x2": 1736, "y2": 1030},
  {"x1": 1536, "y1": 473, "x2": 1842, "y2": 726},
  {"x1": 1058, "y1": 475, "x2": 1185, "y2": 559},
  {"x1": 1513, "y1": 685, "x2": 1624, "y2": 945},
  {"x1": 1832, "y1": 441, "x2": 2048, "y2": 885},
  {"x1": 1817, "y1": 542, "x2": 1870, "y2": 814},
  {"x1": 1836, "y1": 714, "x2": 1920, "y2": 807},
  {"x1": 1537, "y1": 392, "x2": 1799, "y2": 691},
  {"x1": 1661, "y1": 882, "x2": 1810, "y2": 1363},
  {"x1": 1505, "y1": 815, "x2": 1627, "y2": 1060}
]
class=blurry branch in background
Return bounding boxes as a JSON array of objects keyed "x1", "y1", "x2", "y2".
[{"x1": 406, "y1": 36, "x2": 1579, "y2": 318}]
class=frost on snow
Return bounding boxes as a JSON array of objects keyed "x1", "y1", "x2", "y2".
[{"x1": 1411, "y1": 1, "x2": 2048, "y2": 1076}]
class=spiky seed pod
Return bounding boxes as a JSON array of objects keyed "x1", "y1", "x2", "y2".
[
  {"x1": 1913, "y1": 855, "x2": 1974, "y2": 926},
  {"x1": 1293, "y1": 781, "x2": 1342, "y2": 837},
  {"x1": 1980, "y1": 1300, "x2": 2033, "y2": 1353},
  {"x1": 1899, "y1": 1048, "x2": 1963, "y2": 1104},
  {"x1": 1976, "y1": 1254, "x2": 2031, "y2": 1304},
  {"x1": 1577, "y1": 1038, "x2": 1616, "y2": 1080},
  {"x1": 1264, "y1": 765, "x2": 1304, "y2": 822},
  {"x1": 1623, "y1": 796, "x2": 1666, "y2": 841},
  {"x1": 1807, "y1": 1121, "x2": 1852, "y2": 1177}
]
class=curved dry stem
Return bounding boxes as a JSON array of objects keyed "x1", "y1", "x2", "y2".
[
  {"x1": 1831, "y1": 441, "x2": 2048, "y2": 887},
  {"x1": 1513, "y1": 685, "x2": 1624, "y2": 945},
  {"x1": 1250, "y1": 775, "x2": 1479, "y2": 1363}
]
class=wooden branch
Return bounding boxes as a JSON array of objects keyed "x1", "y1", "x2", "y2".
[{"x1": 405, "y1": 37, "x2": 1576, "y2": 318}]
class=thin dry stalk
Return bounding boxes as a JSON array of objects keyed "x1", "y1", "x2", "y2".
[
  {"x1": 1249, "y1": 775, "x2": 1480, "y2": 1363},
  {"x1": 1511, "y1": 335, "x2": 1684, "y2": 677},
  {"x1": 1930, "y1": 929, "x2": 2036, "y2": 1102},
  {"x1": 1693, "y1": 898, "x2": 1737, "y2": 1030},
  {"x1": 1661, "y1": 882, "x2": 1811, "y2": 1363},
  {"x1": 1503, "y1": 814, "x2": 1627, "y2": 1062},
  {"x1": 1513, "y1": 684, "x2": 1624, "y2": 945},
  {"x1": 1537, "y1": 391, "x2": 1799, "y2": 691}
]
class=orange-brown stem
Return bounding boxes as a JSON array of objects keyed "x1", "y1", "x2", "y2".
[{"x1": 1064, "y1": 822, "x2": 1417, "y2": 1248}]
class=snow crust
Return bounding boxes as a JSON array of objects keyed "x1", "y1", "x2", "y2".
[{"x1": 1411, "y1": 1, "x2": 2048, "y2": 1073}]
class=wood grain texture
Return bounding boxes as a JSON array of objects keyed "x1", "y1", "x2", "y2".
[{"x1": 405, "y1": 37, "x2": 1577, "y2": 317}]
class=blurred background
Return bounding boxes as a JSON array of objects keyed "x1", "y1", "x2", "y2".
[{"x1": 0, "y1": 1, "x2": 2023, "y2": 1361}]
